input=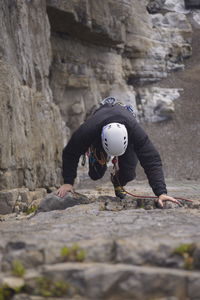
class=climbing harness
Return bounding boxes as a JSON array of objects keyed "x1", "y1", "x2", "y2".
[
  {"x1": 82, "y1": 146, "x2": 107, "y2": 167},
  {"x1": 90, "y1": 146, "x2": 107, "y2": 166},
  {"x1": 111, "y1": 156, "x2": 126, "y2": 199},
  {"x1": 111, "y1": 156, "x2": 194, "y2": 203}
]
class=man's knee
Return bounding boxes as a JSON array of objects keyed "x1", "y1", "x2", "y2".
[
  {"x1": 125, "y1": 173, "x2": 136, "y2": 183},
  {"x1": 88, "y1": 171, "x2": 103, "y2": 181},
  {"x1": 88, "y1": 164, "x2": 107, "y2": 181},
  {"x1": 119, "y1": 171, "x2": 136, "y2": 186}
]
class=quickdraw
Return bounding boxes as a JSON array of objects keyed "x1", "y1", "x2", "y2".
[
  {"x1": 82, "y1": 147, "x2": 107, "y2": 167},
  {"x1": 93, "y1": 149, "x2": 107, "y2": 166}
]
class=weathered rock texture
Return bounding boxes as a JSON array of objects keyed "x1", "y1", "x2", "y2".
[
  {"x1": 142, "y1": 4, "x2": 200, "y2": 180},
  {"x1": 47, "y1": 0, "x2": 193, "y2": 129},
  {"x1": 38, "y1": 191, "x2": 90, "y2": 212},
  {"x1": 0, "y1": 180, "x2": 200, "y2": 299},
  {"x1": 0, "y1": 0, "x2": 65, "y2": 191}
]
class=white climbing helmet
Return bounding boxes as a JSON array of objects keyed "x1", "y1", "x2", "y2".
[{"x1": 101, "y1": 123, "x2": 128, "y2": 156}]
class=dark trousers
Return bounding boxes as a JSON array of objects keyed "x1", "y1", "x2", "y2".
[{"x1": 88, "y1": 144, "x2": 138, "y2": 186}]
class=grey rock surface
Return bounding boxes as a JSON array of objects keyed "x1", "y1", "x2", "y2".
[
  {"x1": 38, "y1": 192, "x2": 91, "y2": 212},
  {"x1": 0, "y1": 0, "x2": 65, "y2": 190},
  {"x1": 0, "y1": 180, "x2": 200, "y2": 299},
  {"x1": 0, "y1": 188, "x2": 47, "y2": 215},
  {"x1": 147, "y1": 0, "x2": 166, "y2": 14}
]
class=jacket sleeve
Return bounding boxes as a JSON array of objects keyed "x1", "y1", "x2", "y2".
[
  {"x1": 62, "y1": 118, "x2": 99, "y2": 185},
  {"x1": 131, "y1": 123, "x2": 167, "y2": 196}
]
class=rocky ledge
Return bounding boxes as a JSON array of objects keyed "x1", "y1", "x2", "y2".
[{"x1": 0, "y1": 179, "x2": 200, "y2": 299}]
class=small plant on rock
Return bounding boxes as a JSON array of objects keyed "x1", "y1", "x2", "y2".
[
  {"x1": 11, "y1": 260, "x2": 25, "y2": 277},
  {"x1": 35, "y1": 277, "x2": 69, "y2": 297},
  {"x1": 172, "y1": 243, "x2": 196, "y2": 270},
  {"x1": 60, "y1": 246, "x2": 70, "y2": 259},
  {"x1": 0, "y1": 285, "x2": 12, "y2": 300},
  {"x1": 0, "y1": 283, "x2": 24, "y2": 300},
  {"x1": 60, "y1": 243, "x2": 86, "y2": 262},
  {"x1": 173, "y1": 244, "x2": 192, "y2": 256},
  {"x1": 24, "y1": 204, "x2": 38, "y2": 215}
]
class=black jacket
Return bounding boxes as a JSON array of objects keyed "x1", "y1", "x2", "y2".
[{"x1": 62, "y1": 103, "x2": 167, "y2": 196}]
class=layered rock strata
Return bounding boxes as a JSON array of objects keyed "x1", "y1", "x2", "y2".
[
  {"x1": 47, "y1": 0, "x2": 193, "y2": 127},
  {"x1": 0, "y1": 0, "x2": 64, "y2": 191}
]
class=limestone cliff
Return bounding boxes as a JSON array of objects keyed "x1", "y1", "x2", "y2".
[
  {"x1": 0, "y1": 0, "x2": 65, "y2": 190},
  {"x1": 47, "y1": 0, "x2": 193, "y2": 127}
]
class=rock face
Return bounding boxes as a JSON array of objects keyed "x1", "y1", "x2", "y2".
[
  {"x1": 47, "y1": 0, "x2": 193, "y2": 128},
  {"x1": 141, "y1": 2, "x2": 200, "y2": 180},
  {"x1": 0, "y1": 0, "x2": 65, "y2": 190}
]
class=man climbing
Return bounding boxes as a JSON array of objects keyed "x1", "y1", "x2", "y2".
[{"x1": 56, "y1": 97, "x2": 179, "y2": 208}]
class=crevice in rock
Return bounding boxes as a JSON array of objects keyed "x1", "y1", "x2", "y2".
[{"x1": 184, "y1": 0, "x2": 200, "y2": 9}]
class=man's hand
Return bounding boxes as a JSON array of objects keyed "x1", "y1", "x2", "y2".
[
  {"x1": 56, "y1": 184, "x2": 74, "y2": 198},
  {"x1": 156, "y1": 194, "x2": 181, "y2": 208}
]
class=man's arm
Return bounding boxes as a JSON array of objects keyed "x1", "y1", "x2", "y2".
[
  {"x1": 132, "y1": 123, "x2": 167, "y2": 196},
  {"x1": 131, "y1": 124, "x2": 181, "y2": 207},
  {"x1": 56, "y1": 183, "x2": 74, "y2": 198},
  {"x1": 56, "y1": 131, "x2": 90, "y2": 198},
  {"x1": 157, "y1": 194, "x2": 181, "y2": 208},
  {"x1": 56, "y1": 117, "x2": 101, "y2": 197}
]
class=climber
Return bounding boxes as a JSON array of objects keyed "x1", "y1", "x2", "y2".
[{"x1": 56, "y1": 97, "x2": 180, "y2": 208}]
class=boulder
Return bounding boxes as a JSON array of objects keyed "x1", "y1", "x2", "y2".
[{"x1": 38, "y1": 192, "x2": 90, "y2": 212}]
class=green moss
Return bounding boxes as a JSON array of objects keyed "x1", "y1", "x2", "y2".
[
  {"x1": 0, "y1": 288, "x2": 4, "y2": 300},
  {"x1": 60, "y1": 244, "x2": 86, "y2": 262},
  {"x1": 24, "y1": 204, "x2": 38, "y2": 215},
  {"x1": 36, "y1": 277, "x2": 69, "y2": 297},
  {"x1": 172, "y1": 243, "x2": 196, "y2": 270},
  {"x1": 36, "y1": 278, "x2": 52, "y2": 297},
  {"x1": 173, "y1": 244, "x2": 194, "y2": 256},
  {"x1": 60, "y1": 246, "x2": 70, "y2": 258},
  {"x1": 52, "y1": 281, "x2": 70, "y2": 297},
  {"x1": 0, "y1": 287, "x2": 10, "y2": 300},
  {"x1": 0, "y1": 284, "x2": 19, "y2": 300},
  {"x1": 76, "y1": 249, "x2": 85, "y2": 262},
  {"x1": 138, "y1": 204, "x2": 145, "y2": 209},
  {"x1": 136, "y1": 199, "x2": 145, "y2": 209},
  {"x1": 11, "y1": 260, "x2": 25, "y2": 277}
]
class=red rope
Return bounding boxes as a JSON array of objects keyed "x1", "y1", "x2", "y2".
[
  {"x1": 122, "y1": 187, "x2": 193, "y2": 203},
  {"x1": 111, "y1": 157, "x2": 194, "y2": 203}
]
